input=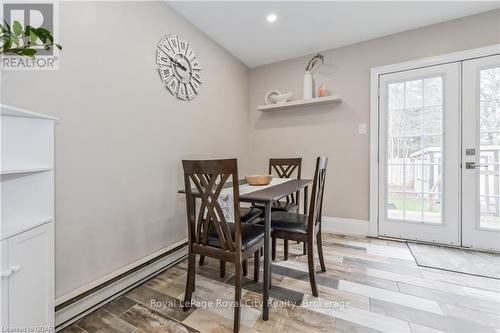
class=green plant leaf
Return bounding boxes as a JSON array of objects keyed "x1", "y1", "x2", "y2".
[
  {"x1": 34, "y1": 28, "x2": 47, "y2": 43},
  {"x1": 37, "y1": 27, "x2": 50, "y2": 35},
  {"x1": 29, "y1": 31, "x2": 38, "y2": 43},
  {"x1": 19, "y1": 48, "x2": 36, "y2": 56},
  {"x1": 2, "y1": 39, "x2": 12, "y2": 52},
  {"x1": 12, "y1": 21, "x2": 22, "y2": 36},
  {"x1": 11, "y1": 33, "x2": 19, "y2": 46},
  {"x1": 55, "y1": 44, "x2": 62, "y2": 50},
  {"x1": 2, "y1": 20, "x2": 11, "y2": 33}
]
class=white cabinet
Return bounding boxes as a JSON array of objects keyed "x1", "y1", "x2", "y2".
[
  {"x1": 1, "y1": 105, "x2": 56, "y2": 331},
  {"x1": 1, "y1": 223, "x2": 54, "y2": 328}
]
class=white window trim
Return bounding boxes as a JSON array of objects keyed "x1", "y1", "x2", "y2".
[{"x1": 369, "y1": 44, "x2": 500, "y2": 237}]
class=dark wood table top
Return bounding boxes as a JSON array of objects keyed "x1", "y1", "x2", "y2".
[
  {"x1": 178, "y1": 179, "x2": 311, "y2": 203},
  {"x1": 240, "y1": 179, "x2": 311, "y2": 203}
]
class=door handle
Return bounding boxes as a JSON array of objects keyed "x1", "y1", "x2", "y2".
[
  {"x1": 465, "y1": 162, "x2": 489, "y2": 169},
  {"x1": 0, "y1": 265, "x2": 21, "y2": 278}
]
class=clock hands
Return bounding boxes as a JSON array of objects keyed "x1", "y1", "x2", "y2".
[{"x1": 162, "y1": 55, "x2": 188, "y2": 72}]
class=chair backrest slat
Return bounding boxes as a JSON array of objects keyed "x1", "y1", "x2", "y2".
[
  {"x1": 269, "y1": 158, "x2": 302, "y2": 204},
  {"x1": 307, "y1": 157, "x2": 328, "y2": 232},
  {"x1": 182, "y1": 159, "x2": 241, "y2": 253}
]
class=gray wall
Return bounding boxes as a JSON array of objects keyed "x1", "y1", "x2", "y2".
[
  {"x1": 247, "y1": 9, "x2": 500, "y2": 221},
  {"x1": 1, "y1": 1, "x2": 250, "y2": 298}
]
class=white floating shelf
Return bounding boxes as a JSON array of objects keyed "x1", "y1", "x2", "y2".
[
  {"x1": 1, "y1": 167, "x2": 53, "y2": 175},
  {"x1": 257, "y1": 95, "x2": 342, "y2": 112}
]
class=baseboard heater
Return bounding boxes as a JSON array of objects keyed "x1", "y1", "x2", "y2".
[{"x1": 55, "y1": 239, "x2": 188, "y2": 331}]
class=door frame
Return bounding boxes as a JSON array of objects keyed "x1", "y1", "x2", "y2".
[{"x1": 369, "y1": 44, "x2": 500, "y2": 240}]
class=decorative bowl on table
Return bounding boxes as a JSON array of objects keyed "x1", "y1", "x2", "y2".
[
  {"x1": 246, "y1": 175, "x2": 273, "y2": 186},
  {"x1": 270, "y1": 92, "x2": 293, "y2": 104}
]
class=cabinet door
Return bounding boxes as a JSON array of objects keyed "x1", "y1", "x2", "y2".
[
  {"x1": 8, "y1": 222, "x2": 54, "y2": 329},
  {"x1": 1, "y1": 239, "x2": 9, "y2": 328}
]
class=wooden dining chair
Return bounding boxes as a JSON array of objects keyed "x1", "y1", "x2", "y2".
[
  {"x1": 254, "y1": 158, "x2": 304, "y2": 259},
  {"x1": 269, "y1": 158, "x2": 302, "y2": 212},
  {"x1": 182, "y1": 159, "x2": 265, "y2": 333},
  {"x1": 268, "y1": 157, "x2": 328, "y2": 297}
]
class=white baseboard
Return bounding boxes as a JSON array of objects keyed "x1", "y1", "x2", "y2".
[
  {"x1": 321, "y1": 216, "x2": 370, "y2": 236},
  {"x1": 55, "y1": 239, "x2": 188, "y2": 330}
]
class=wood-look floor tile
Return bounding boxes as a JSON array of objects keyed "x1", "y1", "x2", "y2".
[
  {"x1": 254, "y1": 302, "x2": 335, "y2": 333},
  {"x1": 370, "y1": 298, "x2": 496, "y2": 333},
  {"x1": 324, "y1": 267, "x2": 399, "y2": 292},
  {"x1": 103, "y1": 296, "x2": 137, "y2": 316},
  {"x1": 271, "y1": 263, "x2": 339, "y2": 289},
  {"x1": 59, "y1": 324, "x2": 87, "y2": 333},
  {"x1": 125, "y1": 285, "x2": 194, "y2": 321},
  {"x1": 303, "y1": 294, "x2": 411, "y2": 333},
  {"x1": 145, "y1": 271, "x2": 188, "y2": 298},
  {"x1": 322, "y1": 241, "x2": 368, "y2": 252},
  {"x1": 182, "y1": 308, "x2": 258, "y2": 333},
  {"x1": 77, "y1": 309, "x2": 135, "y2": 333},
  {"x1": 278, "y1": 277, "x2": 369, "y2": 310},
  {"x1": 409, "y1": 323, "x2": 447, "y2": 333},
  {"x1": 420, "y1": 268, "x2": 500, "y2": 293},
  {"x1": 338, "y1": 280, "x2": 443, "y2": 314},
  {"x1": 439, "y1": 301, "x2": 500, "y2": 328},
  {"x1": 342, "y1": 257, "x2": 424, "y2": 277},
  {"x1": 120, "y1": 303, "x2": 198, "y2": 333},
  {"x1": 225, "y1": 275, "x2": 304, "y2": 305},
  {"x1": 367, "y1": 267, "x2": 500, "y2": 302},
  {"x1": 398, "y1": 282, "x2": 500, "y2": 315},
  {"x1": 333, "y1": 318, "x2": 382, "y2": 333}
]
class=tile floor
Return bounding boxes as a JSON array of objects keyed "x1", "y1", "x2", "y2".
[{"x1": 61, "y1": 234, "x2": 500, "y2": 333}]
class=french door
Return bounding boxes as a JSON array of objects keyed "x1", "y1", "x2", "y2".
[
  {"x1": 378, "y1": 54, "x2": 500, "y2": 251},
  {"x1": 379, "y1": 63, "x2": 461, "y2": 245},
  {"x1": 462, "y1": 55, "x2": 500, "y2": 251}
]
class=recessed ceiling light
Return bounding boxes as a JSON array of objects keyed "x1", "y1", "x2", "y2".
[{"x1": 266, "y1": 14, "x2": 277, "y2": 23}]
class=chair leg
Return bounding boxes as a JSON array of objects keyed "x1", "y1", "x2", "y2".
[
  {"x1": 234, "y1": 260, "x2": 242, "y2": 333},
  {"x1": 316, "y1": 232, "x2": 326, "y2": 272},
  {"x1": 260, "y1": 247, "x2": 263, "y2": 257},
  {"x1": 272, "y1": 237, "x2": 276, "y2": 261},
  {"x1": 199, "y1": 255, "x2": 205, "y2": 266},
  {"x1": 307, "y1": 240, "x2": 318, "y2": 297},
  {"x1": 284, "y1": 239, "x2": 289, "y2": 261},
  {"x1": 303, "y1": 242, "x2": 307, "y2": 255},
  {"x1": 243, "y1": 260, "x2": 248, "y2": 277},
  {"x1": 254, "y1": 250, "x2": 260, "y2": 282},
  {"x1": 183, "y1": 252, "x2": 196, "y2": 311},
  {"x1": 220, "y1": 260, "x2": 226, "y2": 278}
]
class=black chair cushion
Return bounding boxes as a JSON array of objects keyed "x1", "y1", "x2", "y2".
[
  {"x1": 240, "y1": 207, "x2": 263, "y2": 223},
  {"x1": 269, "y1": 211, "x2": 308, "y2": 235},
  {"x1": 206, "y1": 222, "x2": 264, "y2": 251}
]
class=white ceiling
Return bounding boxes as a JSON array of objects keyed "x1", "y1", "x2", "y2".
[{"x1": 168, "y1": 1, "x2": 499, "y2": 68}]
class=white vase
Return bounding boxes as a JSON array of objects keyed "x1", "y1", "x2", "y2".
[{"x1": 303, "y1": 71, "x2": 313, "y2": 99}]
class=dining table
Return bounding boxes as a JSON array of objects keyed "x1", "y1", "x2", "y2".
[{"x1": 179, "y1": 177, "x2": 312, "y2": 320}]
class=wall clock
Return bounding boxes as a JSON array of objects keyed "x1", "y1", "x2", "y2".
[{"x1": 156, "y1": 34, "x2": 202, "y2": 100}]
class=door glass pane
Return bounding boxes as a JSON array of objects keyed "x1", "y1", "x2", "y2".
[
  {"x1": 479, "y1": 67, "x2": 500, "y2": 230},
  {"x1": 423, "y1": 193, "x2": 441, "y2": 224},
  {"x1": 386, "y1": 77, "x2": 443, "y2": 223}
]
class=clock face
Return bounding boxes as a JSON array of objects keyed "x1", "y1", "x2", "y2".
[{"x1": 156, "y1": 34, "x2": 202, "y2": 101}]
